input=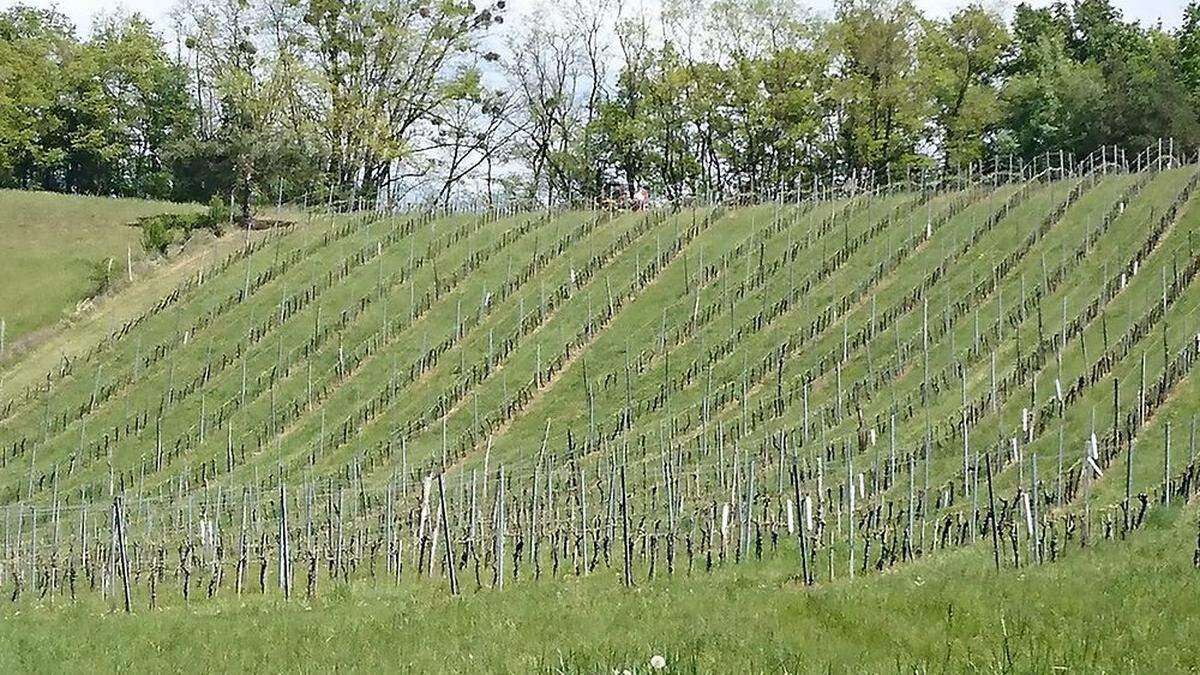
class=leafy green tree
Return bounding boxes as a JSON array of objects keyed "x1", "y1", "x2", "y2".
[
  {"x1": 62, "y1": 15, "x2": 193, "y2": 197},
  {"x1": 998, "y1": 34, "x2": 1105, "y2": 158},
  {"x1": 590, "y1": 16, "x2": 654, "y2": 199},
  {"x1": 752, "y1": 47, "x2": 832, "y2": 191},
  {"x1": 298, "y1": 0, "x2": 506, "y2": 206},
  {"x1": 828, "y1": 0, "x2": 926, "y2": 175},
  {"x1": 635, "y1": 45, "x2": 698, "y2": 200},
  {"x1": 1067, "y1": 0, "x2": 1137, "y2": 65},
  {"x1": 176, "y1": 0, "x2": 284, "y2": 220},
  {"x1": 0, "y1": 8, "x2": 193, "y2": 197},
  {"x1": 1098, "y1": 29, "x2": 1200, "y2": 151},
  {"x1": 920, "y1": 5, "x2": 1010, "y2": 167},
  {"x1": 0, "y1": 6, "x2": 74, "y2": 189},
  {"x1": 1008, "y1": 3, "x2": 1072, "y2": 75},
  {"x1": 1176, "y1": 1, "x2": 1200, "y2": 106},
  {"x1": 3, "y1": 0, "x2": 1200, "y2": 207}
]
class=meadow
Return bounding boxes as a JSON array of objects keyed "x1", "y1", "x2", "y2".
[
  {"x1": 0, "y1": 190, "x2": 202, "y2": 356},
  {"x1": 0, "y1": 505, "x2": 1195, "y2": 672}
]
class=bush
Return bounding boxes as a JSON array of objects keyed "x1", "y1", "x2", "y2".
[
  {"x1": 140, "y1": 218, "x2": 171, "y2": 256},
  {"x1": 135, "y1": 203, "x2": 229, "y2": 251},
  {"x1": 207, "y1": 194, "x2": 231, "y2": 227},
  {"x1": 87, "y1": 257, "x2": 115, "y2": 296},
  {"x1": 206, "y1": 196, "x2": 231, "y2": 236}
]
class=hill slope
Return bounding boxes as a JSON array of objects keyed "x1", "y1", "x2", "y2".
[
  {"x1": 1, "y1": 163, "x2": 1199, "y2": 670},
  {"x1": 0, "y1": 190, "x2": 203, "y2": 353}
]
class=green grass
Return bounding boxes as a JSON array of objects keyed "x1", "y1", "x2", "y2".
[
  {"x1": 0, "y1": 189, "x2": 200, "y2": 351},
  {"x1": 0, "y1": 503, "x2": 1194, "y2": 673}
]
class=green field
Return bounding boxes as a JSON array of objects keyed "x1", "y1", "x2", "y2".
[
  {"x1": 0, "y1": 504, "x2": 1195, "y2": 672},
  {"x1": 1, "y1": 162, "x2": 1200, "y2": 672},
  {"x1": 0, "y1": 190, "x2": 202, "y2": 356}
]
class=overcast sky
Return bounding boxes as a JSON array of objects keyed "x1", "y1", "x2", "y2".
[{"x1": 5, "y1": 0, "x2": 1188, "y2": 37}]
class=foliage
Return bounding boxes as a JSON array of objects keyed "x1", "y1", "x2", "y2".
[
  {"x1": 919, "y1": 6, "x2": 1009, "y2": 166},
  {"x1": 542, "y1": 0, "x2": 1200, "y2": 202},
  {"x1": 138, "y1": 217, "x2": 171, "y2": 256},
  {"x1": 1, "y1": 0, "x2": 1199, "y2": 206},
  {"x1": 996, "y1": 35, "x2": 1106, "y2": 157},
  {"x1": 1180, "y1": 2, "x2": 1200, "y2": 105},
  {"x1": 0, "y1": 7, "x2": 192, "y2": 198},
  {"x1": 134, "y1": 200, "x2": 228, "y2": 250},
  {"x1": 86, "y1": 257, "x2": 114, "y2": 297},
  {"x1": 206, "y1": 194, "x2": 230, "y2": 234}
]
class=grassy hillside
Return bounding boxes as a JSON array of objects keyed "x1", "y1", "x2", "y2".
[
  {"x1": 0, "y1": 190, "x2": 201, "y2": 354},
  {"x1": 1, "y1": 162, "x2": 1199, "y2": 671}
]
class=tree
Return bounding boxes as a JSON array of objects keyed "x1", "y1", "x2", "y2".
[
  {"x1": 505, "y1": 14, "x2": 593, "y2": 205},
  {"x1": 998, "y1": 34, "x2": 1105, "y2": 158},
  {"x1": 1176, "y1": 1, "x2": 1200, "y2": 106},
  {"x1": 919, "y1": 5, "x2": 1009, "y2": 167},
  {"x1": 424, "y1": 72, "x2": 521, "y2": 207},
  {"x1": 704, "y1": 0, "x2": 812, "y2": 61},
  {"x1": 0, "y1": 6, "x2": 75, "y2": 189},
  {"x1": 0, "y1": 7, "x2": 193, "y2": 197},
  {"x1": 828, "y1": 0, "x2": 926, "y2": 175},
  {"x1": 173, "y1": 0, "x2": 269, "y2": 219},
  {"x1": 759, "y1": 46, "x2": 834, "y2": 186},
  {"x1": 1099, "y1": 29, "x2": 1200, "y2": 152},
  {"x1": 300, "y1": 0, "x2": 505, "y2": 206},
  {"x1": 4, "y1": 0, "x2": 1200, "y2": 207},
  {"x1": 62, "y1": 15, "x2": 193, "y2": 197},
  {"x1": 591, "y1": 13, "x2": 655, "y2": 200},
  {"x1": 1067, "y1": 0, "x2": 1136, "y2": 65}
]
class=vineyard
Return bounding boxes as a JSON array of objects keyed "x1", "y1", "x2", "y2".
[{"x1": 3, "y1": 146, "x2": 1200, "y2": 670}]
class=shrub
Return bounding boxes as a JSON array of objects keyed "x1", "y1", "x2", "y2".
[
  {"x1": 135, "y1": 204, "x2": 228, "y2": 251},
  {"x1": 207, "y1": 195, "x2": 230, "y2": 235},
  {"x1": 140, "y1": 218, "x2": 171, "y2": 256},
  {"x1": 87, "y1": 257, "x2": 115, "y2": 296}
]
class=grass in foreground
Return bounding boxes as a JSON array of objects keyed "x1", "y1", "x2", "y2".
[{"x1": 0, "y1": 505, "x2": 1195, "y2": 673}]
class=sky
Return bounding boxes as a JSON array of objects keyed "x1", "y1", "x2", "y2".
[{"x1": 4, "y1": 0, "x2": 1189, "y2": 37}]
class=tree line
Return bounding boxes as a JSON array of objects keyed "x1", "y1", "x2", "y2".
[{"x1": 1, "y1": 0, "x2": 1199, "y2": 210}]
